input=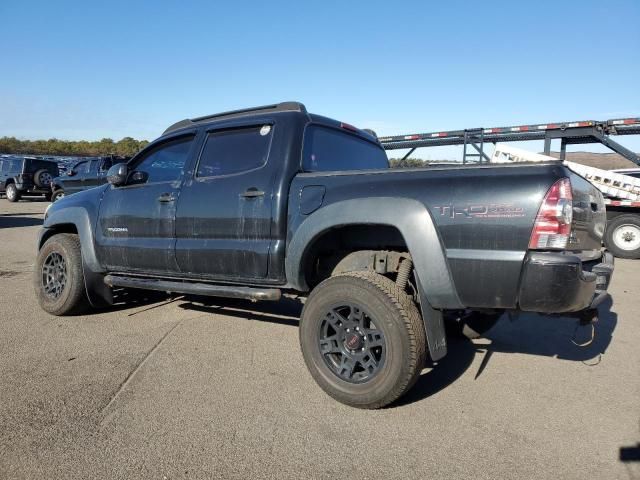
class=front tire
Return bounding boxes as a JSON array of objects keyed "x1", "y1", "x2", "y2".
[
  {"x1": 6, "y1": 183, "x2": 21, "y2": 202},
  {"x1": 300, "y1": 271, "x2": 426, "y2": 409},
  {"x1": 51, "y1": 189, "x2": 65, "y2": 202},
  {"x1": 605, "y1": 214, "x2": 640, "y2": 259},
  {"x1": 34, "y1": 234, "x2": 89, "y2": 315}
]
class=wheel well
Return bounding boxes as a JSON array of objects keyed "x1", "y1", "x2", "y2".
[
  {"x1": 39, "y1": 224, "x2": 78, "y2": 250},
  {"x1": 302, "y1": 224, "x2": 410, "y2": 289}
]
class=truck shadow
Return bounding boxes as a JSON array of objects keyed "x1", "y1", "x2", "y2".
[
  {"x1": 175, "y1": 294, "x2": 617, "y2": 408},
  {"x1": 400, "y1": 297, "x2": 617, "y2": 406},
  {"x1": 177, "y1": 295, "x2": 303, "y2": 327},
  {"x1": 0, "y1": 215, "x2": 43, "y2": 228}
]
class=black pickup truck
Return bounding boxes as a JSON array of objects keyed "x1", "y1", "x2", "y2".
[
  {"x1": 35, "y1": 102, "x2": 614, "y2": 408},
  {"x1": 50, "y1": 155, "x2": 129, "y2": 202}
]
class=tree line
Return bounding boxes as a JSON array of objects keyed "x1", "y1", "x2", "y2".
[
  {"x1": 0, "y1": 137, "x2": 451, "y2": 167},
  {"x1": 0, "y1": 136, "x2": 150, "y2": 157}
]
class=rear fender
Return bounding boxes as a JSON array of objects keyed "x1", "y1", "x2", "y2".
[{"x1": 286, "y1": 197, "x2": 462, "y2": 360}]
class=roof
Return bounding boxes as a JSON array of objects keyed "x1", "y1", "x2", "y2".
[{"x1": 162, "y1": 101, "x2": 307, "y2": 136}]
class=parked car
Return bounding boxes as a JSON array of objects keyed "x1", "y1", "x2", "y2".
[
  {"x1": 36, "y1": 102, "x2": 614, "y2": 409},
  {"x1": 0, "y1": 156, "x2": 60, "y2": 202},
  {"x1": 50, "y1": 155, "x2": 129, "y2": 201}
]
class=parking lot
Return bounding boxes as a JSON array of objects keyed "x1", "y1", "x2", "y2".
[{"x1": 0, "y1": 199, "x2": 638, "y2": 480}]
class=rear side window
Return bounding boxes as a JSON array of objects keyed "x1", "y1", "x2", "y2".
[
  {"x1": 302, "y1": 125, "x2": 388, "y2": 172},
  {"x1": 8, "y1": 159, "x2": 23, "y2": 172},
  {"x1": 196, "y1": 125, "x2": 272, "y2": 178}
]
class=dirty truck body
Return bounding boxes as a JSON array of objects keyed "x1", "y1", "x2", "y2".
[{"x1": 36, "y1": 102, "x2": 614, "y2": 408}]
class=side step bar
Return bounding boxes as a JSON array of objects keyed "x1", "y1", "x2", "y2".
[{"x1": 104, "y1": 275, "x2": 281, "y2": 301}]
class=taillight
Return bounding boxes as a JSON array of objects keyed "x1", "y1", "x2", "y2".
[{"x1": 529, "y1": 178, "x2": 573, "y2": 249}]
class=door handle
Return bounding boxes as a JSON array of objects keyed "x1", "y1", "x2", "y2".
[
  {"x1": 157, "y1": 193, "x2": 176, "y2": 203},
  {"x1": 240, "y1": 188, "x2": 265, "y2": 198}
]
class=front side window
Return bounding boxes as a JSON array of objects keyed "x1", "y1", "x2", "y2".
[
  {"x1": 196, "y1": 126, "x2": 272, "y2": 178},
  {"x1": 302, "y1": 125, "x2": 389, "y2": 172},
  {"x1": 72, "y1": 161, "x2": 89, "y2": 174},
  {"x1": 135, "y1": 136, "x2": 194, "y2": 183}
]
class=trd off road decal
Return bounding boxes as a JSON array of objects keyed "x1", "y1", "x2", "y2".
[{"x1": 433, "y1": 204, "x2": 525, "y2": 219}]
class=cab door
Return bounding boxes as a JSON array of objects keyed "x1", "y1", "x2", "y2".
[
  {"x1": 95, "y1": 133, "x2": 197, "y2": 273},
  {"x1": 175, "y1": 124, "x2": 275, "y2": 280}
]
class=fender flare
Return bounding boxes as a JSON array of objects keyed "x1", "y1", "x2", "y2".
[
  {"x1": 39, "y1": 207, "x2": 113, "y2": 307},
  {"x1": 286, "y1": 197, "x2": 462, "y2": 361}
]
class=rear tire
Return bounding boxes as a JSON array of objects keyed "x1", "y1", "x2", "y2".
[
  {"x1": 604, "y1": 214, "x2": 640, "y2": 259},
  {"x1": 6, "y1": 183, "x2": 20, "y2": 202},
  {"x1": 34, "y1": 234, "x2": 89, "y2": 315},
  {"x1": 300, "y1": 271, "x2": 426, "y2": 409}
]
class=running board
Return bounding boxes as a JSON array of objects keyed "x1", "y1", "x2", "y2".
[{"x1": 104, "y1": 275, "x2": 281, "y2": 301}]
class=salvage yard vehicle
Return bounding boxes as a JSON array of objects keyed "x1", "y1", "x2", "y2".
[
  {"x1": 50, "y1": 155, "x2": 129, "y2": 202},
  {"x1": 35, "y1": 102, "x2": 614, "y2": 409},
  {"x1": 0, "y1": 156, "x2": 60, "y2": 202}
]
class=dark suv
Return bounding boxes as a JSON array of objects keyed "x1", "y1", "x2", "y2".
[
  {"x1": 0, "y1": 156, "x2": 60, "y2": 202},
  {"x1": 50, "y1": 156, "x2": 129, "y2": 202}
]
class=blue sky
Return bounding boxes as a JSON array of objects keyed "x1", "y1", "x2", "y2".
[{"x1": 1, "y1": 0, "x2": 639, "y2": 159}]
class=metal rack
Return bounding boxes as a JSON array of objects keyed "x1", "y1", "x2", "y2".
[{"x1": 378, "y1": 117, "x2": 640, "y2": 165}]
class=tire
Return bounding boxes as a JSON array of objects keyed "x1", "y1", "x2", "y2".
[
  {"x1": 34, "y1": 234, "x2": 89, "y2": 315},
  {"x1": 51, "y1": 189, "x2": 65, "y2": 202},
  {"x1": 6, "y1": 183, "x2": 20, "y2": 202},
  {"x1": 34, "y1": 169, "x2": 53, "y2": 188},
  {"x1": 445, "y1": 311, "x2": 502, "y2": 339},
  {"x1": 300, "y1": 271, "x2": 426, "y2": 409},
  {"x1": 604, "y1": 214, "x2": 640, "y2": 259}
]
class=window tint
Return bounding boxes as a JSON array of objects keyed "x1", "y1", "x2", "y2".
[
  {"x1": 136, "y1": 136, "x2": 194, "y2": 183},
  {"x1": 302, "y1": 125, "x2": 388, "y2": 172},
  {"x1": 196, "y1": 126, "x2": 272, "y2": 178},
  {"x1": 72, "y1": 161, "x2": 89, "y2": 174},
  {"x1": 8, "y1": 158, "x2": 23, "y2": 172}
]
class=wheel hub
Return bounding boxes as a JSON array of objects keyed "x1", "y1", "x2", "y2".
[
  {"x1": 613, "y1": 224, "x2": 640, "y2": 251},
  {"x1": 318, "y1": 304, "x2": 386, "y2": 384},
  {"x1": 344, "y1": 332, "x2": 363, "y2": 351},
  {"x1": 41, "y1": 252, "x2": 67, "y2": 299}
]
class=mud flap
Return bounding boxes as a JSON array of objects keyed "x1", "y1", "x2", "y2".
[
  {"x1": 415, "y1": 274, "x2": 447, "y2": 361},
  {"x1": 82, "y1": 260, "x2": 113, "y2": 308}
]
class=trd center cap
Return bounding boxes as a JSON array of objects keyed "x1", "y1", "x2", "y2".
[{"x1": 344, "y1": 332, "x2": 362, "y2": 351}]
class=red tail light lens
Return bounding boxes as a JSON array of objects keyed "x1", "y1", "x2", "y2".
[{"x1": 529, "y1": 178, "x2": 573, "y2": 249}]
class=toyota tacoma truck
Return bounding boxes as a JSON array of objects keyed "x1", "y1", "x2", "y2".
[{"x1": 35, "y1": 102, "x2": 614, "y2": 408}]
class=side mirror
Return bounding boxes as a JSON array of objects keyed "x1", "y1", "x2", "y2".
[
  {"x1": 107, "y1": 163, "x2": 128, "y2": 186},
  {"x1": 67, "y1": 170, "x2": 76, "y2": 177}
]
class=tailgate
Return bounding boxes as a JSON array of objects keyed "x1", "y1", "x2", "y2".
[{"x1": 568, "y1": 172, "x2": 607, "y2": 252}]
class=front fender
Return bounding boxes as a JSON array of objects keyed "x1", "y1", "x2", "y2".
[
  {"x1": 39, "y1": 190, "x2": 113, "y2": 307},
  {"x1": 42, "y1": 207, "x2": 102, "y2": 272}
]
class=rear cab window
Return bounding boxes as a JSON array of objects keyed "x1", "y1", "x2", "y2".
[
  {"x1": 196, "y1": 125, "x2": 272, "y2": 178},
  {"x1": 302, "y1": 125, "x2": 388, "y2": 172}
]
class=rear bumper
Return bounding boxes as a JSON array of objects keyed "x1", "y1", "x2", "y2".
[{"x1": 518, "y1": 251, "x2": 614, "y2": 313}]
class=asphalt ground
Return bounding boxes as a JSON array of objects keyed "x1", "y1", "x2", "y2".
[{"x1": 0, "y1": 198, "x2": 639, "y2": 480}]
